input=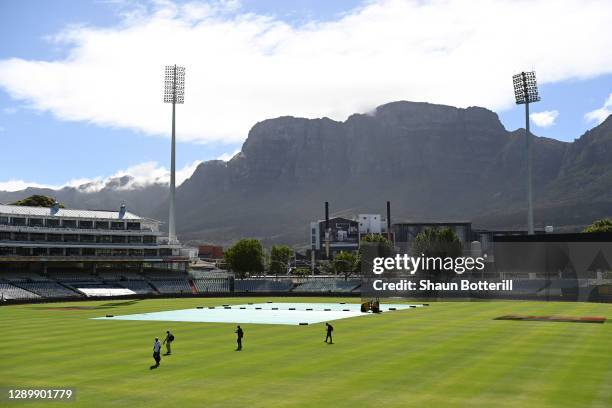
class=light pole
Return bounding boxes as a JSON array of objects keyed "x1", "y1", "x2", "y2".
[
  {"x1": 512, "y1": 71, "x2": 540, "y2": 235},
  {"x1": 164, "y1": 65, "x2": 185, "y2": 244}
]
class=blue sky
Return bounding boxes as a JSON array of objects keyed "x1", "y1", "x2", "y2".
[{"x1": 0, "y1": 0, "x2": 611, "y2": 190}]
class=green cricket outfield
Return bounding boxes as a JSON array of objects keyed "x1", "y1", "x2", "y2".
[{"x1": 1, "y1": 297, "x2": 610, "y2": 408}]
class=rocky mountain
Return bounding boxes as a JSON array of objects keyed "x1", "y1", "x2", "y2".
[
  {"x1": 3, "y1": 101, "x2": 611, "y2": 246},
  {"x1": 169, "y1": 101, "x2": 609, "y2": 245}
]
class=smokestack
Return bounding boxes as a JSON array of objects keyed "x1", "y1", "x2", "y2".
[{"x1": 386, "y1": 201, "x2": 392, "y2": 242}]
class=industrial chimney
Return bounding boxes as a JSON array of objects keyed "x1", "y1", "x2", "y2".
[{"x1": 386, "y1": 201, "x2": 392, "y2": 242}]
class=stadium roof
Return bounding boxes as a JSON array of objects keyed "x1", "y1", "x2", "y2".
[{"x1": 0, "y1": 204, "x2": 156, "y2": 221}]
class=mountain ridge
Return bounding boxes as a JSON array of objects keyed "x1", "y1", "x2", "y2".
[{"x1": 2, "y1": 101, "x2": 611, "y2": 247}]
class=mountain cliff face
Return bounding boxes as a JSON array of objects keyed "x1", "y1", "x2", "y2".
[
  {"x1": 3, "y1": 101, "x2": 611, "y2": 246},
  {"x1": 170, "y1": 101, "x2": 600, "y2": 245}
]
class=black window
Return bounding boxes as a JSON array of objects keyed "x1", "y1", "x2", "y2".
[
  {"x1": 16, "y1": 247, "x2": 31, "y2": 256},
  {"x1": 46, "y1": 218, "x2": 60, "y2": 228},
  {"x1": 113, "y1": 249, "x2": 128, "y2": 257},
  {"x1": 78, "y1": 220, "x2": 93, "y2": 229},
  {"x1": 160, "y1": 248, "x2": 172, "y2": 256},
  {"x1": 128, "y1": 236, "x2": 142, "y2": 243},
  {"x1": 11, "y1": 217, "x2": 26, "y2": 226},
  {"x1": 64, "y1": 234, "x2": 79, "y2": 242},
  {"x1": 0, "y1": 232, "x2": 10, "y2": 240},
  {"x1": 144, "y1": 249, "x2": 158, "y2": 256},
  {"x1": 29, "y1": 218, "x2": 44, "y2": 227},
  {"x1": 82, "y1": 248, "x2": 95, "y2": 256},
  {"x1": 129, "y1": 249, "x2": 144, "y2": 256},
  {"x1": 63, "y1": 219, "x2": 77, "y2": 228},
  {"x1": 112, "y1": 235, "x2": 126, "y2": 243},
  {"x1": 110, "y1": 222, "x2": 124, "y2": 230},
  {"x1": 96, "y1": 249, "x2": 112, "y2": 257},
  {"x1": 0, "y1": 216, "x2": 8, "y2": 225},
  {"x1": 47, "y1": 234, "x2": 62, "y2": 242},
  {"x1": 49, "y1": 248, "x2": 64, "y2": 256},
  {"x1": 0, "y1": 247, "x2": 14, "y2": 255},
  {"x1": 14, "y1": 232, "x2": 28, "y2": 241},
  {"x1": 143, "y1": 235, "x2": 156, "y2": 244},
  {"x1": 80, "y1": 235, "x2": 95, "y2": 243},
  {"x1": 126, "y1": 222, "x2": 141, "y2": 230},
  {"x1": 30, "y1": 233, "x2": 46, "y2": 241},
  {"x1": 95, "y1": 221, "x2": 109, "y2": 229},
  {"x1": 32, "y1": 248, "x2": 47, "y2": 256},
  {"x1": 96, "y1": 235, "x2": 112, "y2": 243},
  {"x1": 66, "y1": 248, "x2": 80, "y2": 256}
]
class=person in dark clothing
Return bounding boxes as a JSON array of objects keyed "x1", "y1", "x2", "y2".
[
  {"x1": 163, "y1": 330, "x2": 174, "y2": 355},
  {"x1": 325, "y1": 323, "x2": 333, "y2": 344},
  {"x1": 235, "y1": 325, "x2": 244, "y2": 351},
  {"x1": 150, "y1": 337, "x2": 162, "y2": 369}
]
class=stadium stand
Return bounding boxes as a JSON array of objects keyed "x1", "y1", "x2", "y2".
[
  {"x1": 15, "y1": 282, "x2": 82, "y2": 298},
  {"x1": 193, "y1": 278, "x2": 230, "y2": 293},
  {"x1": 148, "y1": 279, "x2": 192, "y2": 294},
  {"x1": 141, "y1": 270, "x2": 188, "y2": 280},
  {"x1": 97, "y1": 271, "x2": 145, "y2": 281},
  {"x1": 1, "y1": 272, "x2": 50, "y2": 282},
  {"x1": 47, "y1": 271, "x2": 100, "y2": 282},
  {"x1": 117, "y1": 280, "x2": 156, "y2": 295},
  {"x1": 0, "y1": 283, "x2": 40, "y2": 300},
  {"x1": 234, "y1": 279, "x2": 294, "y2": 292},
  {"x1": 293, "y1": 279, "x2": 361, "y2": 293}
]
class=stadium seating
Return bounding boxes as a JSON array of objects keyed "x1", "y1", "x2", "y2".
[
  {"x1": 47, "y1": 271, "x2": 100, "y2": 282},
  {"x1": 0, "y1": 272, "x2": 50, "y2": 282},
  {"x1": 193, "y1": 278, "x2": 230, "y2": 293},
  {"x1": 118, "y1": 280, "x2": 156, "y2": 294},
  {"x1": 148, "y1": 279, "x2": 192, "y2": 294},
  {"x1": 293, "y1": 279, "x2": 361, "y2": 293},
  {"x1": 234, "y1": 279, "x2": 294, "y2": 292},
  {"x1": 16, "y1": 282, "x2": 82, "y2": 298},
  {"x1": 141, "y1": 270, "x2": 189, "y2": 280},
  {"x1": 96, "y1": 271, "x2": 145, "y2": 281},
  {"x1": 0, "y1": 283, "x2": 40, "y2": 300}
]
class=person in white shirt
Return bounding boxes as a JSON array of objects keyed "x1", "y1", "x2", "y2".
[{"x1": 150, "y1": 337, "x2": 162, "y2": 369}]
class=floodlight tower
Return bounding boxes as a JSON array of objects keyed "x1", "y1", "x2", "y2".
[
  {"x1": 512, "y1": 71, "x2": 540, "y2": 235},
  {"x1": 164, "y1": 65, "x2": 185, "y2": 244}
]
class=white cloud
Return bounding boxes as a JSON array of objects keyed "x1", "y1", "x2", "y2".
[
  {"x1": 0, "y1": 0, "x2": 611, "y2": 144},
  {"x1": 0, "y1": 179, "x2": 58, "y2": 192},
  {"x1": 0, "y1": 160, "x2": 201, "y2": 192},
  {"x1": 585, "y1": 93, "x2": 612, "y2": 125},
  {"x1": 217, "y1": 149, "x2": 240, "y2": 161},
  {"x1": 530, "y1": 110, "x2": 559, "y2": 128}
]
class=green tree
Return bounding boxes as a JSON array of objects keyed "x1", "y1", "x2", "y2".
[
  {"x1": 357, "y1": 234, "x2": 393, "y2": 273},
  {"x1": 224, "y1": 239, "x2": 264, "y2": 278},
  {"x1": 332, "y1": 251, "x2": 358, "y2": 280},
  {"x1": 11, "y1": 195, "x2": 63, "y2": 208},
  {"x1": 583, "y1": 218, "x2": 612, "y2": 233},
  {"x1": 293, "y1": 267, "x2": 311, "y2": 276},
  {"x1": 269, "y1": 245, "x2": 293, "y2": 277},
  {"x1": 412, "y1": 227, "x2": 462, "y2": 282}
]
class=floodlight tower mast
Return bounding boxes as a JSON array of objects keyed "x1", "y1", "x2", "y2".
[
  {"x1": 164, "y1": 65, "x2": 185, "y2": 244},
  {"x1": 512, "y1": 71, "x2": 540, "y2": 235}
]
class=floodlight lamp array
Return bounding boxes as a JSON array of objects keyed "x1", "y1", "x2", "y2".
[
  {"x1": 512, "y1": 71, "x2": 540, "y2": 105},
  {"x1": 164, "y1": 65, "x2": 185, "y2": 104}
]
